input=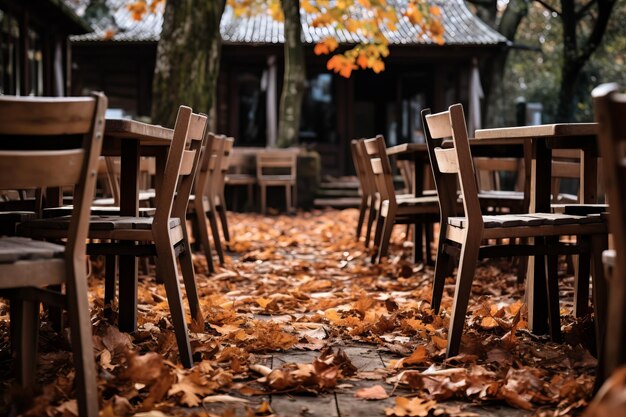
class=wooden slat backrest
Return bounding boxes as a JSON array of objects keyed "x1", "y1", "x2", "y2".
[
  {"x1": 593, "y1": 83, "x2": 626, "y2": 373},
  {"x1": 179, "y1": 150, "x2": 197, "y2": 176},
  {"x1": 424, "y1": 105, "x2": 481, "y2": 227},
  {"x1": 155, "y1": 106, "x2": 208, "y2": 226},
  {"x1": 0, "y1": 96, "x2": 96, "y2": 135},
  {"x1": 211, "y1": 137, "x2": 234, "y2": 201},
  {"x1": 192, "y1": 133, "x2": 218, "y2": 208},
  {"x1": 256, "y1": 150, "x2": 297, "y2": 180},
  {"x1": 204, "y1": 135, "x2": 226, "y2": 200},
  {"x1": 422, "y1": 108, "x2": 461, "y2": 220},
  {"x1": 362, "y1": 135, "x2": 396, "y2": 205},
  {"x1": 227, "y1": 150, "x2": 254, "y2": 175},
  {"x1": 351, "y1": 139, "x2": 376, "y2": 196},
  {"x1": 0, "y1": 93, "x2": 107, "y2": 266},
  {"x1": 221, "y1": 138, "x2": 235, "y2": 172}
]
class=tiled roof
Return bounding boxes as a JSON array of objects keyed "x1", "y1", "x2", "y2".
[{"x1": 70, "y1": 0, "x2": 506, "y2": 46}]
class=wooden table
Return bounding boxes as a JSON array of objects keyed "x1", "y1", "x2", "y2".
[
  {"x1": 386, "y1": 143, "x2": 431, "y2": 263},
  {"x1": 474, "y1": 123, "x2": 601, "y2": 335},
  {"x1": 103, "y1": 119, "x2": 173, "y2": 331}
]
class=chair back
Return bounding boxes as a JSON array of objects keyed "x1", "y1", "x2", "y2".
[
  {"x1": 593, "y1": 83, "x2": 626, "y2": 373},
  {"x1": 0, "y1": 93, "x2": 107, "y2": 262},
  {"x1": 256, "y1": 150, "x2": 297, "y2": 181},
  {"x1": 361, "y1": 135, "x2": 397, "y2": 207},
  {"x1": 155, "y1": 106, "x2": 208, "y2": 227},
  {"x1": 423, "y1": 104, "x2": 481, "y2": 228},
  {"x1": 351, "y1": 139, "x2": 376, "y2": 197},
  {"x1": 216, "y1": 137, "x2": 235, "y2": 195}
]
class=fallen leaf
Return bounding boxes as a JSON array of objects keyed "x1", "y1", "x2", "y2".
[{"x1": 355, "y1": 384, "x2": 389, "y2": 400}]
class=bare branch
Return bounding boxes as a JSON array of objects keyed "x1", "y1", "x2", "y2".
[
  {"x1": 533, "y1": 0, "x2": 561, "y2": 16},
  {"x1": 576, "y1": 0, "x2": 597, "y2": 19}
]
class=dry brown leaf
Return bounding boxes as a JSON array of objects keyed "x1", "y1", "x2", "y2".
[
  {"x1": 385, "y1": 397, "x2": 437, "y2": 416},
  {"x1": 355, "y1": 384, "x2": 389, "y2": 400}
]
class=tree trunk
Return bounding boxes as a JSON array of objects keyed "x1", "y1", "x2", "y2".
[
  {"x1": 473, "y1": 0, "x2": 528, "y2": 127},
  {"x1": 151, "y1": 0, "x2": 225, "y2": 129},
  {"x1": 485, "y1": 0, "x2": 529, "y2": 126},
  {"x1": 276, "y1": 0, "x2": 306, "y2": 148},
  {"x1": 556, "y1": 0, "x2": 616, "y2": 121}
]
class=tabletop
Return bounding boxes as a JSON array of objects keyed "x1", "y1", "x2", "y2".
[
  {"x1": 474, "y1": 123, "x2": 598, "y2": 140},
  {"x1": 105, "y1": 119, "x2": 173, "y2": 146},
  {"x1": 386, "y1": 143, "x2": 427, "y2": 156}
]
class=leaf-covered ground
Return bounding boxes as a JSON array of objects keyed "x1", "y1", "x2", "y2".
[{"x1": 0, "y1": 209, "x2": 600, "y2": 416}]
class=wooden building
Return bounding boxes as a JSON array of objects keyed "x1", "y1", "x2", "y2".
[
  {"x1": 0, "y1": 0, "x2": 90, "y2": 96},
  {"x1": 70, "y1": 1, "x2": 506, "y2": 175}
]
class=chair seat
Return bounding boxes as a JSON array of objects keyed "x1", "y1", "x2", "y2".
[
  {"x1": 448, "y1": 212, "x2": 605, "y2": 229},
  {"x1": 226, "y1": 174, "x2": 256, "y2": 185},
  {"x1": 93, "y1": 189, "x2": 155, "y2": 206},
  {"x1": 381, "y1": 196, "x2": 439, "y2": 217},
  {"x1": 19, "y1": 216, "x2": 180, "y2": 232},
  {"x1": 0, "y1": 237, "x2": 65, "y2": 263},
  {"x1": 258, "y1": 175, "x2": 295, "y2": 185},
  {"x1": 43, "y1": 206, "x2": 156, "y2": 218},
  {"x1": 551, "y1": 203, "x2": 609, "y2": 216},
  {"x1": 478, "y1": 190, "x2": 525, "y2": 201}
]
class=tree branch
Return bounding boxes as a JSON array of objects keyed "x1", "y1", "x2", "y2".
[
  {"x1": 577, "y1": 0, "x2": 617, "y2": 64},
  {"x1": 576, "y1": 0, "x2": 597, "y2": 19},
  {"x1": 533, "y1": 0, "x2": 561, "y2": 16}
]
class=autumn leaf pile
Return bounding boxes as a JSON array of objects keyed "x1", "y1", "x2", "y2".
[{"x1": 0, "y1": 209, "x2": 602, "y2": 416}]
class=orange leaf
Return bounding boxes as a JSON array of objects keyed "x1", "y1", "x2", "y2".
[
  {"x1": 355, "y1": 384, "x2": 389, "y2": 400},
  {"x1": 356, "y1": 53, "x2": 368, "y2": 69}
]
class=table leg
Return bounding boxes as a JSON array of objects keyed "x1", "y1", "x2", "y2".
[
  {"x1": 412, "y1": 155, "x2": 425, "y2": 263},
  {"x1": 580, "y1": 150, "x2": 598, "y2": 204},
  {"x1": 118, "y1": 140, "x2": 140, "y2": 332},
  {"x1": 525, "y1": 138, "x2": 551, "y2": 334}
]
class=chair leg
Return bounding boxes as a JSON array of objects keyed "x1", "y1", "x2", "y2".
[
  {"x1": 544, "y1": 237, "x2": 562, "y2": 343},
  {"x1": 356, "y1": 195, "x2": 368, "y2": 241},
  {"x1": 371, "y1": 206, "x2": 384, "y2": 257},
  {"x1": 154, "y1": 241, "x2": 193, "y2": 368},
  {"x1": 48, "y1": 284, "x2": 63, "y2": 333},
  {"x1": 218, "y1": 192, "x2": 231, "y2": 249},
  {"x1": 14, "y1": 298, "x2": 39, "y2": 390},
  {"x1": 293, "y1": 183, "x2": 297, "y2": 210},
  {"x1": 178, "y1": 228, "x2": 204, "y2": 326},
  {"x1": 590, "y1": 234, "x2": 608, "y2": 386},
  {"x1": 195, "y1": 200, "x2": 215, "y2": 274},
  {"x1": 364, "y1": 198, "x2": 377, "y2": 248},
  {"x1": 425, "y1": 222, "x2": 435, "y2": 266},
  {"x1": 247, "y1": 184, "x2": 254, "y2": 211},
  {"x1": 375, "y1": 207, "x2": 396, "y2": 263},
  {"x1": 574, "y1": 236, "x2": 590, "y2": 317},
  {"x1": 446, "y1": 233, "x2": 481, "y2": 358},
  {"x1": 432, "y1": 233, "x2": 453, "y2": 314},
  {"x1": 260, "y1": 185, "x2": 267, "y2": 215},
  {"x1": 285, "y1": 184, "x2": 292, "y2": 213},
  {"x1": 104, "y1": 255, "x2": 117, "y2": 306},
  {"x1": 65, "y1": 261, "x2": 100, "y2": 417},
  {"x1": 207, "y1": 204, "x2": 225, "y2": 265},
  {"x1": 217, "y1": 203, "x2": 231, "y2": 251}
]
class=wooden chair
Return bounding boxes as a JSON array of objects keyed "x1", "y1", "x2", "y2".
[
  {"x1": 189, "y1": 134, "x2": 229, "y2": 268},
  {"x1": 225, "y1": 149, "x2": 257, "y2": 211},
  {"x1": 257, "y1": 149, "x2": 298, "y2": 214},
  {"x1": 19, "y1": 106, "x2": 207, "y2": 368},
  {"x1": 0, "y1": 93, "x2": 107, "y2": 417},
  {"x1": 351, "y1": 139, "x2": 377, "y2": 245},
  {"x1": 422, "y1": 104, "x2": 608, "y2": 358},
  {"x1": 593, "y1": 83, "x2": 626, "y2": 378},
  {"x1": 214, "y1": 138, "x2": 233, "y2": 251},
  {"x1": 361, "y1": 136, "x2": 440, "y2": 263}
]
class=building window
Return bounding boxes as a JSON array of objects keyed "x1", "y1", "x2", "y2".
[{"x1": 300, "y1": 73, "x2": 337, "y2": 143}]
